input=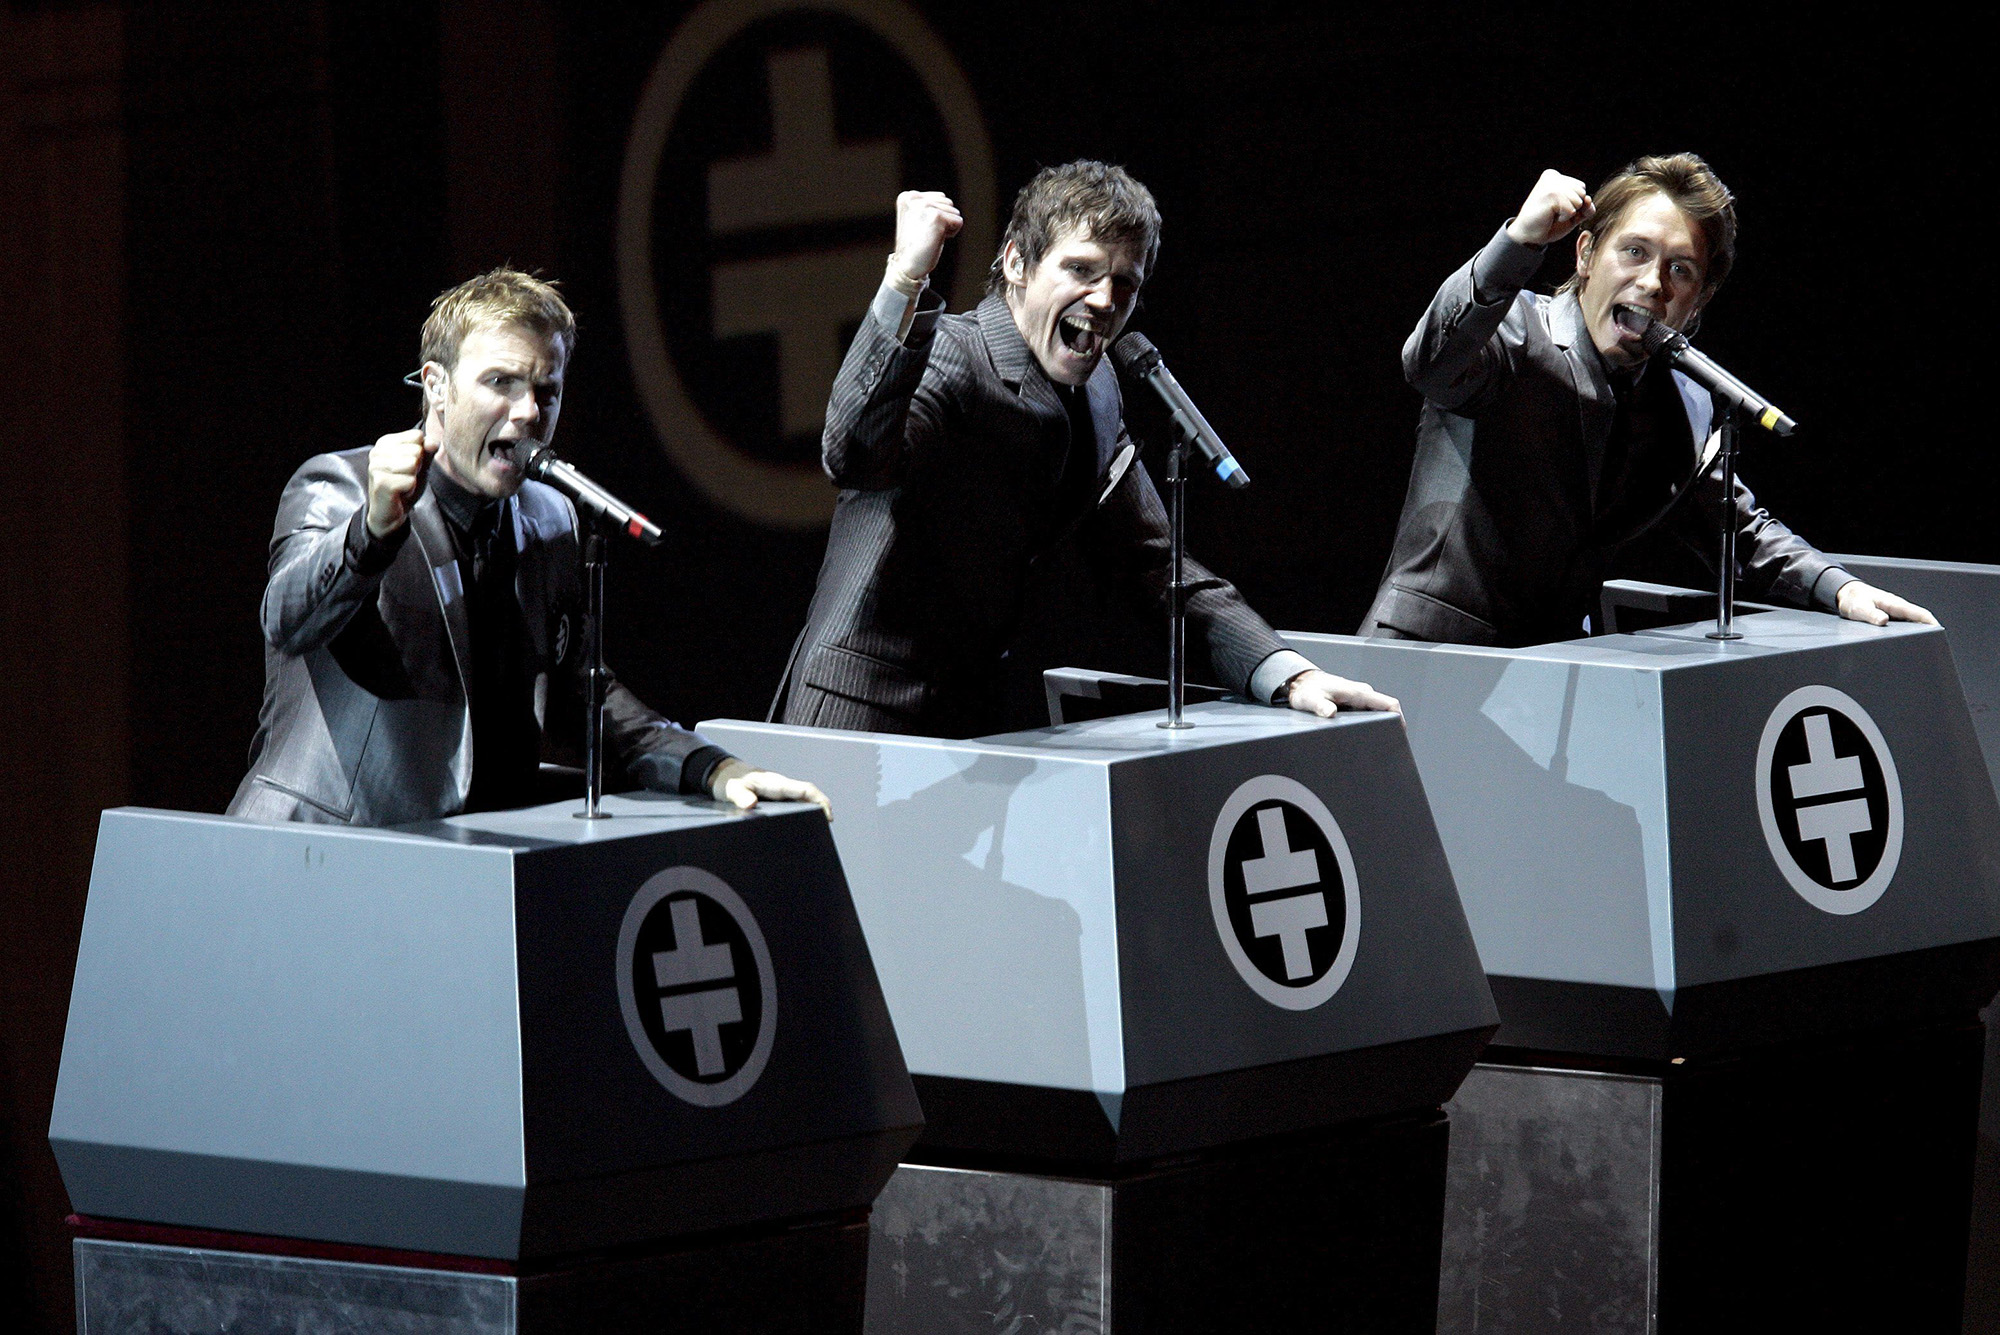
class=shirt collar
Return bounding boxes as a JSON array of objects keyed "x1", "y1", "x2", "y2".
[{"x1": 428, "y1": 458, "x2": 496, "y2": 537}]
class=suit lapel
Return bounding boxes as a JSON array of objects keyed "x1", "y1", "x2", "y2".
[
  {"x1": 1549, "y1": 290, "x2": 1615, "y2": 502},
  {"x1": 978, "y1": 295, "x2": 1066, "y2": 425},
  {"x1": 408, "y1": 490, "x2": 475, "y2": 707}
]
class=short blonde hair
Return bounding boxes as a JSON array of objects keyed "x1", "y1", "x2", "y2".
[{"x1": 420, "y1": 268, "x2": 576, "y2": 370}]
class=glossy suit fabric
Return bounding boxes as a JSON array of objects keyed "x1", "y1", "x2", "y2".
[{"x1": 227, "y1": 448, "x2": 721, "y2": 825}]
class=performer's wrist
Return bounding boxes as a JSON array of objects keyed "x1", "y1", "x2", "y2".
[
  {"x1": 885, "y1": 255, "x2": 929, "y2": 298},
  {"x1": 707, "y1": 757, "x2": 755, "y2": 801}
]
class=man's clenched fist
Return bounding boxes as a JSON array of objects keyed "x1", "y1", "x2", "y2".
[
  {"x1": 1507, "y1": 169, "x2": 1595, "y2": 247},
  {"x1": 366, "y1": 428, "x2": 438, "y2": 538},
  {"x1": 891, "y1": 190, "x2": 964, "y2": 287}
]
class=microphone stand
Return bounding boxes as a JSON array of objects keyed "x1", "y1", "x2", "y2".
[
  {"x1": 1707, "y1": 404, "x2": 1744, "y2": 642},
  {"x1": 1160, "y1": 423, "x2": 1193, "y2": 730},
  {"x1": 577, "y1": 530, "x2": 612, "y2": 818}
]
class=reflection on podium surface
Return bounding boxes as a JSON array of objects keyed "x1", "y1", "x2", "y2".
[
  {"x1": 702, "y1": 701, "x2": 1496, "y2": 1332},
  {"x1": 1285, "y1": 597, "x2": 2000, "y2": 1331}
]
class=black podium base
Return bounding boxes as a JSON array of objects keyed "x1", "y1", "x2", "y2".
[
  {"x1": 71, "y1": 1210, "x2": 870, "y2": 1334},
  {"x1": 865, "y1": 1110, "x2": 1450, "y2": 1334},
  {"x1": 1443, "y1": 1018, "x2": 1984, "y2": 1333}
]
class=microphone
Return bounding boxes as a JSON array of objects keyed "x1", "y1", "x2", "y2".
[
  {"x1": 520, "y1": 444, "x2": 665, "y2": 546},
  {"x1": 1631, "y1": 312, "x2": 1797, "y2": 436},
  {"x1": 1111, "y1": 333, "x2": 1250, "y2": 489}
]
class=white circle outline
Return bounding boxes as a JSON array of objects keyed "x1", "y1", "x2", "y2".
[
  {"x1": 1206, "y1": 775, "x2": 1361, "y2": 1011},
  {"x1": 1753, "y1": 684, "x2": 1904, "y2": 916},
  {"x1": 616, "y1": 866, "x2": 779, "y2": 1106},
  {"x1": 615, "y1": 0, "x2": 998, "y2": 529}
]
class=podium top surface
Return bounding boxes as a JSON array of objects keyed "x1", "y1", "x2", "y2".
[
  {"x1": 712, "y1": 698, "x2": 1390, "y2": 762},
  {"x1": 1287, "y1": 607, "x2": 1937, "y2": 672},
  {"x1": 140, "y1": 791, "x2": 822, "y2": 852}
]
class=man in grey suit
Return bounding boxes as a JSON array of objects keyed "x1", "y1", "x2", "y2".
[
  {"x1": 780, "y1": 160, "x2": 1396, "y2": 737},
  {"x1": 1365, "y1": 153, "x2": 1932, "y2": 646},
  {"x1": 229, "y1": 269, "x2": 825, "y2": 825}
]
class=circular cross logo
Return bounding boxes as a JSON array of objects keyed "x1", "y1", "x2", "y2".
[
  {"x1": 617, "y1": 0, "x2": 996, "y2": 528},
  {"x1": 1754, "y1": 685, "x2": 1903, "y2": 915},
  {"x1": 1207, "y1": 775, "x2": 1361, "y2": 1010},
  {"x1": 616, "y1": 866, "x2": 778, "y2": 1106}
]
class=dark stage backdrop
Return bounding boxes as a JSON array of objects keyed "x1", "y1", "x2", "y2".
[
  {"x1": 121, "y1": 0, "x2": 1995, "y2": 814},
  {"x1": 1, "y1": 2, "x2": 1989, "y2": 1329}
]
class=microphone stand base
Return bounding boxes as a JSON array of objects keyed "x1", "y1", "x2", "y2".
[
  {"x1": 1705, "y1": 629, "x2": 1745, "y2": 642},
  {"x1": 573, "y1": 810, "x2": 614, "y2": 820},
  {"x1": 1156, "y1": 720, "x2": 1195, "y2": 731}
]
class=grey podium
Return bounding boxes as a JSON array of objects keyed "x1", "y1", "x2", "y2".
[
  {"x1": 699, "y1": 703, "x2": 1497, "y2": 1334},
  {"x1": 51, "y1": 794, "x2": 921, "y2": 1334},
  {"x1": 1283, "y1": 606, "x2": 2000, "y2": 1333}
]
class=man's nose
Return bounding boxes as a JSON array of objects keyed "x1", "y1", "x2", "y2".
[
  {"x1": 1634, "y1": 265, "x2": 1663, "y2": 297},
  {"x1": 1084, "y1": 279, "x2": 1116, "y2": 310},
  {"x1": 511, "y1": 392, "x2": 541, "y2": 425}
]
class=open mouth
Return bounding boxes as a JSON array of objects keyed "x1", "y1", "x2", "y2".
[
  {"x1": 489, "y1": 438, "x2": 537, "y2": 472},
  {"x1": 1058, "y1": 314, "x2": 1107, "y2": 359},
  {"x1": 1612, "y1": 304, "x2": 1659, "y2": 339}
]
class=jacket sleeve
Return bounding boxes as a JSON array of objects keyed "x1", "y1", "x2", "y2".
[
  {"x1": 1081, "y1": 452, "x2": 1294, "y2": 698},
  {"x1": 1402, "y1": 224, "x2": 1548, "y2": 411},
  {"x1": 822, "y1": 277, "x2": 952, "y2": 490},
  {"x1": 259, "y1": 454, "x2": 408, "y2": 656},
  {"x1": 1670, "y1": 450, "x2": 1854, "y2": 611},
  {"x1": 598, "y1": 678, "x2": 734, "y2": 797}
]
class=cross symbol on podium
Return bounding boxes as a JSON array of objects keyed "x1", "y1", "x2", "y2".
[
  {"x1": 652, "y1": 898, "x2": 741, "y2": 1077},
  {"x1": 1787, "y1": 712, "x2": 1873, "y2": 884},
  {"x1": 1239, "y1": 807, "x2": 1328, "y2": 981}
]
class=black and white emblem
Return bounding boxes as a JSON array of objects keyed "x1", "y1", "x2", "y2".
[
  {"x1": 1207, "y1": 775, "x2": 1360, "y2": 1010},
  {"x1": 617, "y1": 866, "x2": 777, "y2": 1106},
  {"x1": 1755, "y1": 685, "x2": 1903, "y2": 915}
]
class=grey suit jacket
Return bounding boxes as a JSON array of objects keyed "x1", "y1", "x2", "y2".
[
  {"x1": 780, "y1": 288, "x2": 1301, "y2": 737},
  {"x1": 227, "y1": 448, "x2": 723, "y2": 825},
  {"x1": 1364, "y1": 225, "x2": 1851, "y2": 646}
]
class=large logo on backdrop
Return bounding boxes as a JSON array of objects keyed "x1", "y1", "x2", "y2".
[
  {"x1": 617, "y1": 867, "x2": 778, "y2": 1105},
  {"x1": 1208, "y1": 776, "x2": 1361, "y2": 1010},
  {"x1": 617, "y1": 0, "x2": 996, "y2": 528},
  {"x1": 1754, "y1": 685, "x2": 1904, "y2": 915}
]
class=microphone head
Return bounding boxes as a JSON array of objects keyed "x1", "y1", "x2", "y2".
[
  {"x1": 1636, "y1": 313, "x2": 1683, "y2": 358},
  {"x1": 1111, "y1": 331, "x2": 1162, "y2": 376},
  {"x1": 513, "y1": 440, "x2": 556, "y2": 479}
]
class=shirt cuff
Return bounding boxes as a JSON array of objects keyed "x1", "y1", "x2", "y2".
[
  {"x1": 1249, "y1": 649, "x2": 1319, "y2": 706},
  {"x1": 1472, "y1": 221, "x2": 1547, "y2": 305},
  {"x1": 870, "y1": 273, "x2": 945, "y2": 346},
  {"x1": 1811, "y1": 566, "x2": 1857, "y2": 613},
  {"x1": 343, "y1": 504, "x2": 410, "y2": 575}
]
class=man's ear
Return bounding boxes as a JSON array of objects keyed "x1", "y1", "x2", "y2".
[
  {"x1": 419, "y1": 362, "x2": 447, "y2": 409},
  {"x1": 1002, "y1": 241, "x2": 1026, "y2": 287},
  {"x1": 1573, "y1": 229, "x2": 1595, "y2": 286}
]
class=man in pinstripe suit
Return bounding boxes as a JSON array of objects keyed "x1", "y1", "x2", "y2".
[{"x1": 777, "y1": 161, "x2": 1396, "y2": 738}]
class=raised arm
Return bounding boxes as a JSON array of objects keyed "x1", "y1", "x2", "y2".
[
  {"x1": 260, "y1": 432, "x2": 434, "y2": 655},
  {"x1": 1404, "y1": 170, "x2": 1594, "y2": 408},
  {"x1": 823, "y1": 190, "x2": 960, "y2": 489}
]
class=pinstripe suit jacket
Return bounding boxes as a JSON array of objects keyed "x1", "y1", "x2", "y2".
[{"x1": 780, "y1": 292, "x2": 1289, "y2": 738}]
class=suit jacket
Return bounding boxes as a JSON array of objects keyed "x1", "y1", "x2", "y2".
[
  {"x1": 780, "y1": 290, "x2": 1294, "y2": 737},
  {"x1": 227, "y1": 448, "x2": 724, "y2": 825},
  {"x1": 1364, "y1": 225, "x2": 1851, "y2": 647}
]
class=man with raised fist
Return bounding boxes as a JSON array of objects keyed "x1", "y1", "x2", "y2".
[
  {"x1": 229, "y1": 269, "x2": 826, "y2": 825},
  {"x1": 777, "y1": 160, "x2": 1396, "y2": 737},
  {"x1": 1364, "y1": 154, "x2": 1932, "y2": 646}
]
